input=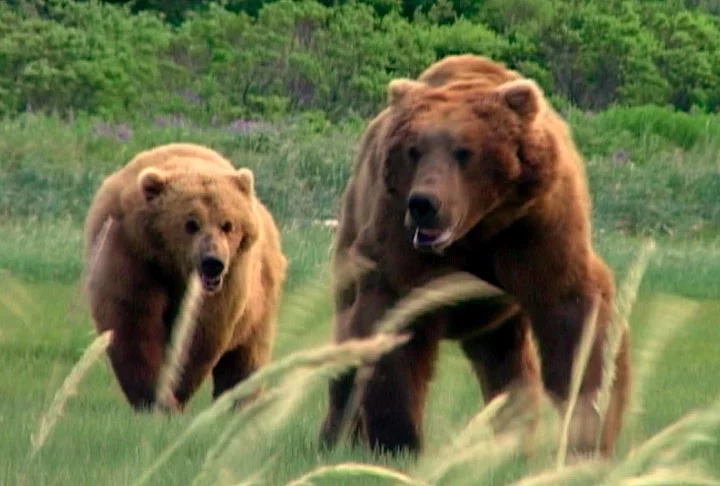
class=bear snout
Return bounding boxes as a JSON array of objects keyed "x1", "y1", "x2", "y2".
[
  {"x1": 406, "y1": 192, "x2": 456, "y2": 253},
  {"x1": 199, "y1": 255, "x2": 225, "y2": 279},
  {"x1": 407, "y1": 192, "x2": 441, "y2": 229}
]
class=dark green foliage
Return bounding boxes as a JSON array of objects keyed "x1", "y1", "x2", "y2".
[
  {"x1": 0, "y1": 1, "x2": 174, "y2": 118},
  {"x1": 1, "y1": 0, "x2": 720, "y2": 122}
]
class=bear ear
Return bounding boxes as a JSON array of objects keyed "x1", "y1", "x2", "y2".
[
  {"x1": 496, "y1": 79, "x2": 543, "y2": 121},
  {"x1": 232, "y1": 168, "x2": 255, "y2": 195},
  {"x1": 138, "y1": 168, "x2": 167, "y2": 202},
  {"x1": 387, "y1": 78, "x2": 425, "y2": 106}
]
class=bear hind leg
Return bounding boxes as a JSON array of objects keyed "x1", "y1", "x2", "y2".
[{"x1": 530, "y1": 292, "x2": 630, "y2": 459}]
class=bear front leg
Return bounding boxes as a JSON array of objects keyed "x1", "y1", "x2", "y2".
[
  {"x1": 529, "y1": 291, "x2": 629, "y2": 458},
  {"x1": 211, "y1": 320, "x2": 274, "y2": 405},
  {"x1": 319, "y1": 276, "x2": 399, "y2": 451},
  {"x1": 103, "y1": 316, "x2": 167, "y2": 411},
  {"x1": 87, "y1": 230, "x2": 170, "y2": 411},
  {"x1": 360, "y1": 317, "x2": 443, "y2": 456},
  {"x1": 455, "y1": 307, "x2": 543, "y2": 455},
  {"x1": 172, "y1": 330, "x2": 228, "y2": 409}
]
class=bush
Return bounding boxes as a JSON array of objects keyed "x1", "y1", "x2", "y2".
[
  {"x1": 0, "y1": 1, "x2": 173, "y2": 118},
  {"x1": 1, "y1": 0, "x2": 720, "y2": 122}
]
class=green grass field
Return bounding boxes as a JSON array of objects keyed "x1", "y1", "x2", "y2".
[{"x1": 1, "y1": 115, "x2": 720, "y2": 485}]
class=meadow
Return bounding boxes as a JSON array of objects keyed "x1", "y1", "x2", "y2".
[{"x1": 1, "y1": 110, "x2": 720, "y2": 485}]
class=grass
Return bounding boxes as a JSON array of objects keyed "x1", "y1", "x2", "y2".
[
  {"x1": 1, "y1": 111, "x2": 720, "y2": 485},
  {"x1": 1, "y1": 219, "x2": 719, "y2": 485},
  {"x1": 1, "y1": 112, "x2": 719, "y2": 237}
]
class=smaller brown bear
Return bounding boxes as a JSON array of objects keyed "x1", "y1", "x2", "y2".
[{"x1": 84, "y1": 143, "x2": 287, "y2": 411}]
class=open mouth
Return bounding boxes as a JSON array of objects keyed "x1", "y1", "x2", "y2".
[
  {"x1": 412, "y1": 227, "x2": 454, "y2": 252},
  {"x1": 199, "y1": 274, "x2": 223, "y2": 294}
]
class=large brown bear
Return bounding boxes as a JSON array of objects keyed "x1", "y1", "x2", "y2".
[
  {"x1": 84, "y1": 143, "x2": 287, "y2": 411},
  {"x1": 320, "y1": 55, "x2": 630, "y2": 458}
]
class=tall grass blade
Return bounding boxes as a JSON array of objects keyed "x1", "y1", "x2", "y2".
[
  {"x1": 414, "y1": 392, "x2": 515, "y2": 482},
  {"x1": 192, "y1": 273, "x2": 342, "y2": 483},
  {"x1": 556, "y1": 295, "x2": 601, "y2": 469},
  {"x1": 422, "y1": 428, "x2": 523, "y2": 485},
  {"x1": 618, "y1": 467, "x2": 720, "y2": 486},
  {"x1": 194, "y1": 368, "x2": 336, "y2": 485},
  {"x1": 504, "y1": 460, "x2": 610, "y2": 486},
  {"x1": 230, "y1": 456, "x2": 280, "y2": 486},
  {"x1": 376, "y1": 273, "x2": 506, "y2": 335},
  {"x1": 154, "y1": 273, "x2": 204, "y2": 411},
  {"x1": 595, "y1": 239, "x2": 656, "y2": 452},
  {"x1": 607, "y1": 396, "x2": 720, "y2": 482},
  {"x1": 338, "y1": 272, "x2": 507, "y2": 443},
  {"x1": 0, "y1": 270, "x2": 34, "y2": 325},
  {"x1": 285, "y1": 462, "x2": 428, "y2": 486},
  {"x1": 192, "y1": 386, "x2": 289, "y2": 486},
  {"x1": 29, "y1": 330, "x2": 112, "y2": 456},
  {"x1": 131, "y1": 333, "x2": 409, "y2": 486},
  {"x1": 81, "y1": 217, "x2": 114, "y2": 297},
  {"x1": 624, "y1": 296, "x2": 702, "y2": 443}
]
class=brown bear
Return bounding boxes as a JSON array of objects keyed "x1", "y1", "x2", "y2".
[
  {"x1": 84, "y1": 142, "x2": 287, "y2": 411},
  {"x1": 319, "y1": 55, "x2": 630, "y2": 459}
]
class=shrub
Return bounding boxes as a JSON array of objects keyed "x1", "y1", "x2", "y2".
[{"x1": 2, "y1": 0, "x2": 720, "y2": 122}]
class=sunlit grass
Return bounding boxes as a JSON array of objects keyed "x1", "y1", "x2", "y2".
[{"x1": 2, "y1": 226, "x2": 718, "y2": 485}]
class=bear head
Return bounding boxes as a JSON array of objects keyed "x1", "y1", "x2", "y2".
[
  {"x1": 383, "y1": 76, "x2": 558, "y2": 254},
  {"x1": 133, "y1": 164, "x2": 259, "y2": 294}
]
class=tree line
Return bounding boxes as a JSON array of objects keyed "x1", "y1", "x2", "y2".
[{"x1": 1, "y1": 0, "x2": 719, "y2": 123}]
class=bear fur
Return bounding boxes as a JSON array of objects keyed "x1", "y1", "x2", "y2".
[
  {"x1": 84, "y1": 142, "x2": 287, "y2": 411},
  {"x1": 320, "y1": 55, "x2": 630, "y2": 458}
]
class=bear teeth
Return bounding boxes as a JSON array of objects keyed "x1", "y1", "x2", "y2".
[
  {"x1": 200, "y1": 275, "x2": 222, "y2": 293},
  {"x1": 413, "y1": 227, "x2": 453, "y2": 250}
]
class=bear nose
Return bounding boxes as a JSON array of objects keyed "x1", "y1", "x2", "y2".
[
  {"x1": 199, "y1": 256, "x2": 225, "y2": 278},
  {"x1": 408, "y1": 193, "x2": 440, "y2": 228}
]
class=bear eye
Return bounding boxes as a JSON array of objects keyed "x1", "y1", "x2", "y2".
[
  {"x1": 453, "y1": 148, "x2": 472, "y2": 165},
  {"x1": 185, "y1": 219, "x2": 200, "y2": 235},
  {"x1": 221, "y1": 221, "x2": 233, "y2": 233},
  {"x1": 407, "y1": 145, "x2": 421, "y2": 162}
]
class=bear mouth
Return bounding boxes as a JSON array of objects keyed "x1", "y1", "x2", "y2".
[
  {"x1": 199, "y1": 274, "x2": 223, "y2": 294},
  {"x1": 412, "y1": 227, "x2": 454, "y2": 253}
]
